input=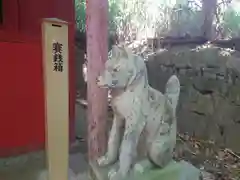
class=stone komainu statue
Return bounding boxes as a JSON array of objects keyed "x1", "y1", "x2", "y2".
[{"x1": 96, "y1": 45, "x2": 181, "y2": 180}]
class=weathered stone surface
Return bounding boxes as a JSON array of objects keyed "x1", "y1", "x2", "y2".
[
  {"x1": 146, "y1": 45, "x2": 240, "y2": 152},
  {"x1": 96, "y1": 45, "x2": 181, "y2": 180},
  {"x1": 90, "y1": 160, "x2": 201, "y2": 180}
]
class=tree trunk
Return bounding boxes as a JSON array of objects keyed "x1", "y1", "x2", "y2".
[
  {"x1": 201, "y1": 0, "x2": 217, "y2": 40},
  {"x1": 86, "y1": 0, "x2": 108, "y2": 160}
]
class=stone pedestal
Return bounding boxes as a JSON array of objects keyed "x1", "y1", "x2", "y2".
[{"x1": 90, "y1": 160, "x2": 201, "y2": 180}]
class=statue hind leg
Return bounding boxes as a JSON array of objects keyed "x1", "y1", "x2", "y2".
[
  {"x1": 133, "y1": 137, "x2": 173, "y2": 173},
  {"x1": 147, "y1": 138, "x2": 173, "y2": 168}
]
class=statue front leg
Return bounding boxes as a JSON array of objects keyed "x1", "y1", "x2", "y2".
[
  {"x1": 109, "y1": 119, "x2": 145, "y2": 180},
  {"x1": 97, "y1": 114, "x2": 124, "y2": 166}
]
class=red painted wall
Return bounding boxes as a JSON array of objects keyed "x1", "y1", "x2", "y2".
[
  {"x1": 0, "y1": 0, "x2": 75, "y2": 157},
  {"x1": 0, "y1": 42, "x2": 45, "y2": 156}
]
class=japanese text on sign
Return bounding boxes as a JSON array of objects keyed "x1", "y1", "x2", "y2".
[{"x1": 52, "y1": 41, "x2": 63, "y2": 72}]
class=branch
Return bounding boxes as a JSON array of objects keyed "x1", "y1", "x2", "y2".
[{"x1": 216, "y1": 0, "x2": 232, "y2": 8}]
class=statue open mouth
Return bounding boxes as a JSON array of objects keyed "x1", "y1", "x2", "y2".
[{"x1": 98, "y1": 84, "x2": 109, "y2": 88}]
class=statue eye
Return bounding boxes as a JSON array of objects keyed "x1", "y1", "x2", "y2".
[{"x1": 113, "y1": 67, "x2": 120, "y2": 72}]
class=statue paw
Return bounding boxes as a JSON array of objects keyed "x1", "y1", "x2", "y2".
[
  {"x1": 108, "y1": 168, "x2": 122, "y2": 180},
  {"x1": 97, "y1": 155, "x2": 116, "y2": 166},
  {"x1": 133, "y1": 163, "x2": 145, "y2": 174},
  {"x1": 108, "y1": 168, "x2": 117, "y2": 179},
  {"x1": 133, "y1": 160, "x2": 152, "y2": 174},
  {"x1": 97, "y1": 155, "x2": 109, "y2": 166}
]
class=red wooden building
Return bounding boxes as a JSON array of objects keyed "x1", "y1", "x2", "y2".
[{"x1": 0, "y1": 0, "x2": 75, "y2": 157}]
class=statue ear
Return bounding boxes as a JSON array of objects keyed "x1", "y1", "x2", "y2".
[
  {"x1": 111, "y1": 44, "x2": 133, "y2": 60},
  {"x1": 111, "y1": 45, "x2": 120, "y2": 58},
  {"x1": 127, "y1": 56, "x2": 146, "y2": 87},
  {"x1": 127, "y1": 57, "x2": 138, "y2": 86},
  {"x1": 119, "y1": 45, "x2": 133, "y2": 59},
  {"x1": 124, "y1": 46, "x2": 132, "y2": 55},
  {"x1": 127, "y1": 68, "x2": 137, "y2": 86}
]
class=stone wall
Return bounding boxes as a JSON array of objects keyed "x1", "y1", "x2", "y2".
[{"x1": 146, "y1": 46, "x2": 240, "y2": 152}]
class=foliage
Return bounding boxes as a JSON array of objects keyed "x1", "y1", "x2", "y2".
[
  {"x1": 163, "y1": 3, "x2": 203, "y2": 37},
  {"x1": 108, "y1": 0, "x2": 122, "y2": 33},
  {"x1": 75, "y1": 0, "x2": 240, "y2": 40},
  {"x1": 75, "y1": 0, "x2": 86, "y2": 32},
  {"x1": 221, "y1": 7, "x2": 240, "y2": 38},
  {"x1": 75, "y1": 0, "x2": 123, "y2": 33}
]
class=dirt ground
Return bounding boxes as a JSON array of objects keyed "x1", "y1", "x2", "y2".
[{"x1": 174, "y1": 134, "x2": 240, "y2": 180}]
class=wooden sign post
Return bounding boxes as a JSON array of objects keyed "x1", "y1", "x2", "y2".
[{"x1": 42, "y1": 18, "x2": 69, "y2": 180}]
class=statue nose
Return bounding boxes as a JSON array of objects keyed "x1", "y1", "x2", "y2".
[
  {"x1": 112, "y1": 80, "x2": 118, "y2": 86},
  {"x1": 96, "y1": 77, "x2": 99, "y2": 83},
  {"x1": 96, "y1": 76, "x2": 101, "y2": 84}
]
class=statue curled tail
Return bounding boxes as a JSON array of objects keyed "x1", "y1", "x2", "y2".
[
  {"x1": 164, "y1": 75, "x2": 180, "y2": 115},
  {"x1": 147, "y1": 75, "x2": 180, "y2": 168}
]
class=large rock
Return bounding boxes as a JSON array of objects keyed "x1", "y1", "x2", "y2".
[{"x1": 146, "y1": 45, "x2": 240, "y2": 151}]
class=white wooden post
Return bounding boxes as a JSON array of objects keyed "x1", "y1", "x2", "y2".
[{"x1": 42, "y1": 18, "x2": 69, "y2": 180}]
